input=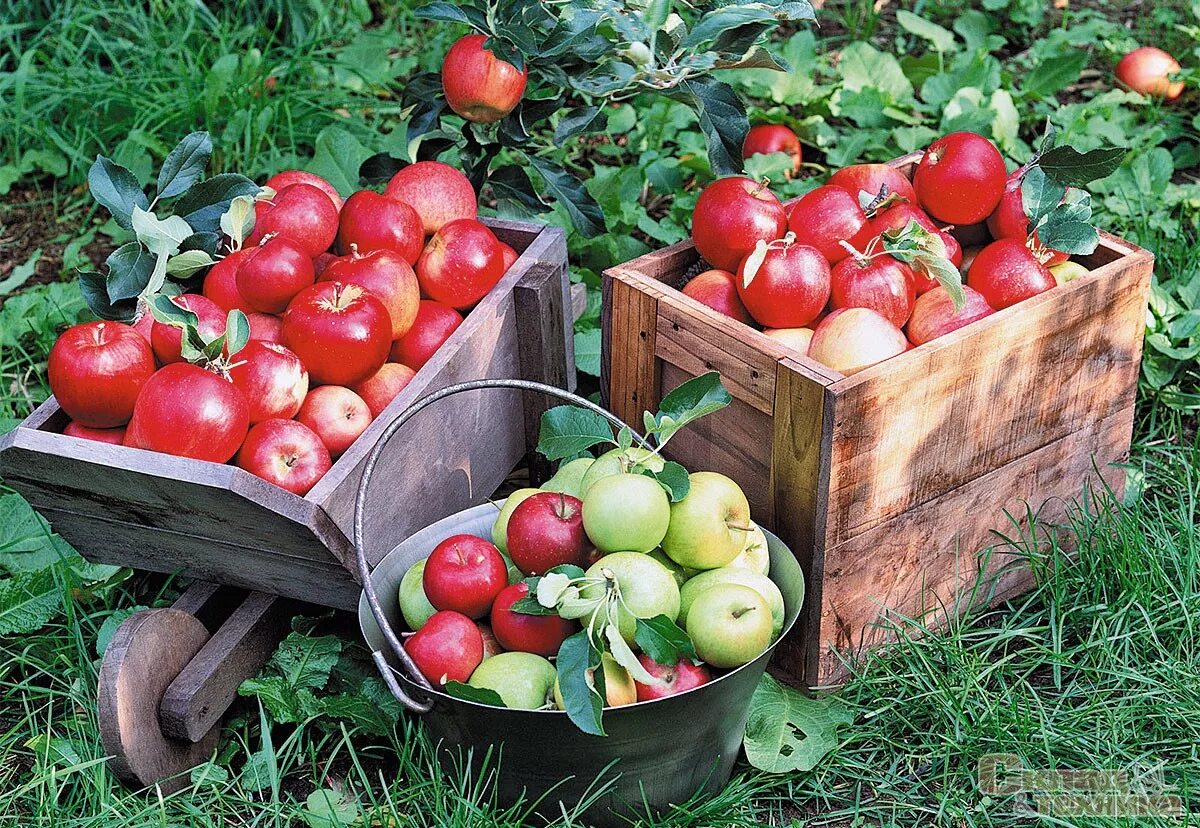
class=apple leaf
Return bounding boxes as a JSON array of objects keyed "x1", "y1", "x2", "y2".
[
  {"x1": 881, "y1": 221, "x2": 965, "y2": 310},
  {"x1": 220, "y1": 194, "x2": 256, "y2": 250},
  {"x1": 87, "y1": 155, "x2": 148, "y2": 230},
  {"x1": 156, "y1": 131, "x2": 212, "y2": 200},
  {"x1": 617, "y1": 426, "x2": 633, "y2": 452},
  {"x1": 1020, "y1": 166, "x2": 1066, "y2": 229},
  {"x1": 1036, "y1": 220, "x2": 1100, "y2": 256},
  {"x1": 556, "y1": 631, "x2": 606, "y2": 736},
  {"x1": 1037, "y1": 145, "x2": 1126, "y2": 188},
  {"x1": 546, "y1": 564, "x2": 587, "y2": 580},
  {"x1": 642, "y1": 461, "x2": 690, "y2": 502},
  {"x1": 508, "y1": 591, "x2": 560, "y2": 617},
  {"x1": 536, "y1": 572, "x2": 574, "y2": 607},
  {"x1": 604, "y1": 623, "x2": 662, "y2": 686},
  {"x1": 634, "y1": 615, "x2": 697, "y2": 667},
  {"x1": 537, "y1": 405, "x2": 616, "y2": 461},
  {"x1": 645, "y1": 371, "x2": 732, "y2": 448},
  {"x1": 224, "y1": 309, "x2": 250, "y2": 358},
  {"x1": 443, "y1": 681, "x2": 506, "y2": 707},
  {"x1": 742, "y1": 674, "x2": 854, "y2": 773}
]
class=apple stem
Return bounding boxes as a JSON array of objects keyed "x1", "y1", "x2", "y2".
[
  {"x1": 838, "y1": 239, "x2": 872, "y2": 267},
  {"x1": 752, "y1": 177, "x2": 772, "y2": 196},
  {"x1": 727, "y1": 522, "x2": 753, "y2": 534},
  {"x1": 350, "y1": 242, "x2": 361, "y2": 259},
  {"x1": 731, "y1": 606, "x2": 757, "y2": 620}
]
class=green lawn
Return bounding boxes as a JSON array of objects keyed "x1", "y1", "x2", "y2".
[{"x1": 1, "y1": 1, "x2": 1198, "y2": 825}]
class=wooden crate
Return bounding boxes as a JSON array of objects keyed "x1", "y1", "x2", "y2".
[
  {"x1": 602, "y1": 155, "x2": 1153, "y2": 687},
  {"x1": 0, "y1": 218, "x2": 573, "y2": 612}
]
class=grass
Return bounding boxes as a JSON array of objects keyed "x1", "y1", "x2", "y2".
[{"x1": 1, "y1": 0, "x2": 1199, "y2": 825}]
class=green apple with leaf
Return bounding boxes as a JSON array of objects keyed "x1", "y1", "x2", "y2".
[
  {"x1": 581, "y1": 552, "x2": 680, "y2": 645},
  {"x1": 679, "y1": 566, "x2": 785, "y2": 639},
  {"x1": 581, "y1": 472, "x2": 670, "y2": 553},
  {"x1": 553, "y1": 652, "x2": 635, "y2": 709},
  {"x1": 467, "y1": 651, "x2": 557, "y2": 709},
  {"x1": 541, "y1": 457, "x2": 594, "y2": 499},
  {"x1": 728, "y1": 522, "x2": 770, "y2": 575},
  {"x1": 661, "y1": 471, "x2": 752, "y2": 570},
  {"x1": 579, "y1": 446, "x2": 665, "y2": 495},
  {"x1": 398, "y1": 559, "x2": 437, "y2": 631},
  {"x1": 686, "y1": 583, "x2": 773, "y2": 668}
]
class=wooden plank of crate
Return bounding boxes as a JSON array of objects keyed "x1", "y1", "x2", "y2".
[
  {"x1": 602, "y1": 267, "x2": 666, "y2": 427},
  {"x1": 822, "y1": 242, "x2": 1152, "y2": 548},
  {"x1": 811, "y1": 404, "x2": 1134, "y2": 686},
  {"x1": 160, "y1": 592, "x2": 292, "y2": 743}
]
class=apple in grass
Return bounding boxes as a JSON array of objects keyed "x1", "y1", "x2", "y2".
[
  {"x1": 691, "y1": 177, "x2": 787, "y2": 272},
  {"x1": 906, "y1": 285, "x2": 995, "y2": 345},
  {"x1": 423, "y1": 534, "x2": 509, "y2": 619},
  {"x1": 786, "y1": 185, "x2": 873, "y2": 265},
  {"x1": 808, "y1": 308, "x2": 908, "y2": 375},
  {"x1": 235, "y1": 419, "x2": 331, "y2": 496},
  {"x1": 541, "y1": 457, "x2": 595, "y2": 499},
  {"x1": 554, "y1": 653, "x2": 637, "y2": 709},
  {"x1": 681, "y1": 269, "x2": 754, "y2": 324},
  {"x1": 966, "y1": 238, "x2": 1055, "y2": 309},
  {"x1": 399, "y1": 558, "x2": 438, "y2": 631},
  {"x1": 441, "y1": 33, "x2": 528, "y2": 124},
  {"x1": 1116, "y1": 46, "x2": 1184, "y2": 101},
  {"x1": 581, "y1": 552, "x2": 681, "y2": 645},
  {"x1": 686, "y1": 583, "x2": 773, "y2": 669},
  {"x1": 735, "y1": 237, "x2": 830, "y2": 329},
  {"x1": 321, "y1": 248, "x2": 420, "y2": 339},
  {"x1": 491, "y1": 488, "x2": 540, "y2": 553},
  {"x1": 490, "y1": 582, "x2": 574, "y2": 657},
  {"x1": 416, "y1": 218, "x2": 506, "y2": 310},
  {"x1": 228, "y1": 340, "x2": 308, "y2": 423},
  {"x1": 579, "y1": 446, "x2": 664, "y2": 494},
  {"x1": 295, "y1": 385, "x2": 371, "y2": 458},
  {"x1": 634, "y1": 653, "x2": 711, "y2": 702},
  {"x1": 337, "y1": 190, "x2": 424, "y2": 264},
  {"x1": 506, "y1": 492, "x2": 589, "y2": 574},
  {"x1": 581, "y1": 473, "x2": 671, "y2": 554},
  {"x1": 404, "y1": 610, "x2": 484, "y2": 686},
  {"x1": 679, "y1": 566, "x2": 785, "y2": 640},
  {"x1": 253, "y1": 183, "x2": 339, "y2": 258},
  {"x1": 384, "y1": 160, "x2": 477, "y2": 236},
  {"x1": 350, "y1": 363, "x2": 415, "y2": 418},
  {"x1": 389, "y1": 300, "x2": 463, "y2": 370},
  {"x1": 742, "y1": 124, "x2": 802, "y2": 175},
  {"x1": 828, "y1": 163, "x2": 917, "y2": 204},
  {"x1": 661, "y1": 471, "x2": 752, "y2": 570}
]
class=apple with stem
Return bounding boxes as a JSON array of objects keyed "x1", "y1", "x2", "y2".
[
  {"x1": 660, "y1": 471, "x2": 751, "y2": 570},
  {"x1": 581, "y1": 552, "x2": 681, "y2": 645},
  {"x1": 295, "y1": 385, "x2": 371, "y2": 459},
  {"x1": 423, "y1": 534, "x2": 508, "y2": 619},
  {"x1": 581, "y1": 473, "x2": 671, "y2": 554},
  {"x1": 490, "y1": 582, "x2": 574, "y2": 657},
  {"x1": 235, "y1": 419, "x2": 331, "y2": 496},
  {"x1": 403, "y1": 610, "x2": 483, "y2": 686},
  {"x1": 679, "y1": 566, "x2": 785, "y2": 639},
  {"x1": 634, "y1": 653, "x2": 711, "y2": 701},
  {"x1": 685, "y1": 583, "x2": 773, "y2": 669}
]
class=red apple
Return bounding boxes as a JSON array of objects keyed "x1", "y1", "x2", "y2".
[
  {"x1": 828, "y1": 163, "x2": 917, "y2": 204},
  {"x1": 691, "y1": 177, "x2": 787, "y2": 272},
  {"x1": 966, "y1": 238, "x2": 1055, "y2": 309},
  {"x1": 253, "y1": 183, "x2": 339, "y2": 258},
  {"x1": 986, "y1": 173, "x2": 1068, "y2": 267},
  {"x1": 762, "y1": 327, "x2": 814, "y2": 354},
  {"x1": 281, "y1": 281, "x2": 392, "y2": 386},
  {"x1": 681, "y1": 269, "x2": 754, "y2": 324},
  {"x1": 295, "y1": 385, "x2": 372, "y2": 458},
  {"x1": 202, "y1": 249, "x2": 254, "y2": 312},
  {"x1": 321, "y1": 248, "x2": 420, "y2": 338},
  {"x1": 907, "y1": 285, "x2": 995, "y2": 345},
  {"x1": 236, "y1": 418, "x2": 331, "y2": 495},
  {"x1": 423, "y1": 534, "x2": 509, "y2": 619},
  {"x1": 505, "y1": 492, "x2": 588, "y2": 575},
  {"x1": 264, "y1": 170, "x2": 344, "y2": 211},
  {"x1": 736, "y1": 239, "x2": 830, "y2": 328},
  {"x1": 50, "y1": 321, "x2": 155, "y2": 428},
  {"x1": 236, "y1": 236, "x2": 316, "y2": 314},
  {"x1": 634, "y1": 653, "x2": 712, "y2": 701},
  {"x1": 830, "y1": 252, "x2": 915, "y2": 327},
  {"x1": 786, "y1": 185, "x2": 873, "y2": 264},
  {"x1": 490, "y1": 582, "x2": 574, "y2": 657},
  {"x1": 1116, "y1": 46, "x2": 1184, "y2": 101},
  {"x1": 228, "y1": 340, "x2": 309, "y2": 423},
  {"x1": 384, "y1": 161, "x2": 477, "y2": 236},
  {"x1": 246, "y1": 312, "x2": 283, "y2": 343},
  {"x1": 404, "y1": 610, "x2": 484, "y2": 686},
  {"x1": 416, "y1": 218, "x2": 506, "y2": 310},
  {"x1": 913, "y1": 132, "x2": 1007, "y2": 225},
  {"x1": 350, "y1": 363, "x2": 415, "y2": 418},
  {"x1": 498, "y1": 242, "x2": 518, "y2": 270},
  {"x1": 478, "y1": 622, "x2": 504, "y2": 659},
  {"x1": 808, "y1": 307, "x2": 908, "y2": 375},
  {"x1": 150, "y1": 294, "x2": 226, "y2": 365},
  {"x1": 337, "y1": 190, "x2": 423, "y2": 264},
  {"x1": 313, "y1": 251, "x2": 339, "y2": 277},
  {"x1": 742, "y1": 124, "x2": 802, "y2": 174},
  {"x1": 868, "y1": 202, "x2": 939, "y2": 238},
  {"x1": 130, "y1": 312, "x2": 154, "y2": 345},
  {"x1": 63, "y1": 421, "x2": 126, "y2": 445},
  {"x1": 389, "y1": 300, "x2": 463, "y2": 370},
  {"x1": 441, "y1": 33, "x2": 528, "y2": 123}
]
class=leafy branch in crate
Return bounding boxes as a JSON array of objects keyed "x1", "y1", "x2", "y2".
[
  {"x1": 361, "y1": 0, "x2": 815, "y2": 237},
  {"x1": 79, "y1": 131, "x2": 263, "y2": 323}
]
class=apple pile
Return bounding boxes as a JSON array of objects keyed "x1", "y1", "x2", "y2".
[
  {"x1": 47, "y1": 161, "x2": 519, "y2": 495},
  {"x1": 686, "y1": 130, "x2": 1100, "y2": 376},
  {"x1": 396, "y1": 448, "x2": 782, "y2": 715}
]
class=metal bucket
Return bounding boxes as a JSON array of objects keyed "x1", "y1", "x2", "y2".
[{"x1": 354, "y1": 380, "x2": 805, "y2": 825}]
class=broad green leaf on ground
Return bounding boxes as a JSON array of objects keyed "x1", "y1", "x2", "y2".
[
  {"x1": 0, "y1": 569, "x2": 60, "y2": 636},
  {"x1": 896, "y1": 10, "x2": 956, "y2": 53},
  {"x1": 303, "y1": 788, "x2": 361, "y2": 828},
  {"x1": 266, "y1": 631, "x2": 344, "y2": 691},
  {"x1": 537, "y1": 405, "x2": 615, "y2": 460},
  {"x1": 743, "y1": 674, "x2": 853, "y2": 772},
  {"x1": 0, "y1": 248, "x2": 41, "y2": 294},
  {"x1": 307, "y1": 126, "x2": 373, "y2": 197},
  {"x1": 95, "y1": 606, "x2": 149, "y2": 656}
]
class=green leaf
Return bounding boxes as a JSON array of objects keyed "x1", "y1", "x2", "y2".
[
  {"x1": 646, "y1": 371, "x2": 732, "y2": 447},
  {"x1": 87, "y1": 155, "x2": 148, "y2": 230},
  {"x1": 414, "y1": 1, "x2": 488, "y2": 30},
  {"x1": 77, "y1": 271, "x2": 136, "y2": 322},
  {"x1": 1038, "y1": 145, "x2": 1127, "y2": 187},
  {"x1": 220, "y1": 194, "x2": 257, "y2": 249},
  {"x1": 743, "y1": 674, "x2": 853, "y2": 772},
  {"x1": 537, "y1": 405, "x2": 615, "y2": 461},
  {"x1": 604, "y1": 622, "x2": 661, "y2": 685},
  {"x1": 302, "y1": 788, "x2": 360, "y2": 828},
  {"x1": 1023, "y1": 50, "x2": 1087, "y2": 98},
  {"x1": 644, "y1": 461, "x2": 690, "y2": 502},
  {"x1": 527, "y1": 155, "x2": 605, "y2": 238},
  {"x1": 443, "y1": 681, "x2": 507, "y2": 707},
  {"x1": 0, "y1": 248, "x2": 41, "y2": 294},
  {"x1": 1021, "y1": 166, "x2": 1066, "y2": 229},
  {"x1": 547, "y1": 563, "x2": 587, "y2": 580},
  {"x1": 174, "y1": 173, "x2": 261, "y2": 233},
  {"x1": 574, "y1": 328, "x2": 601, "y2": 377},
  {"x1": 265, "y1": 631, "x2": 345, "y2": 691},
  {"x1": 0, "y1": 569, "x2": 59, "y2": 635},
  {"x1": 896, "y1": 10, "x2": 956, "y2": 53},
  {"x1": 149, "y1": 293, "x2": 198, "y2": 329},
  {"x1": 104, "y1": 242, "x2": 155, "y2": 303},
  {"x1": 95, "y1": 606, "x2": 148, "y2": 657},
  {"x1": 665, "y1": 78, "x2": 748, "y2": 177},
  {"x1": 682, "y1": 7, "x2": 775, "y2": 52},
  {"x1": 156, "y1": 132, "x2": 212, "y2": 199},
  {"x1": 634, "y1": 614, "x2": 698, "y2": 666},
  {"x1": 881, "y1": 222, "x2": 965, "y2": 309},
  {"x1": 1036, "y1": 220, "x2": 1100, "y2": 255},
  {"x1": 554, "y1": 106, "x2": 607, "y2": 144},
  {"x1": 165, "y1": 249, "x2": 215, "y2": 279},
  {"x1": 225, "y1": 309, "x2": 250, "y2": 357},
  {"x1": 556, "y1": 631, "x2": 605, "y2": 736},
  {"x1": 308, "y1": 126, "x2": 373, "y2": 198}
]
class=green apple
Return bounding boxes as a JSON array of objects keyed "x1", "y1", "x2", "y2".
[
  {"x1": 541, "y1": 457, "x2": 594, "y2": 499},
  {"x1": 467, "y1": 651, "x2": 557, "y2": 709},
  {"x1": 727, "y1": 522, "x2": 769, "y2": 575},
  {"x1": 554, "y1": 653, "x2": 636, "y2": 709},
  {"x1": 648, "y1": 549, "x2": 690, "y2": 588},
  {"x1": 398, "y1": 559, "x2": 437, "y2": 631},
  {"x1": 685, "y1": 583, "x2": 772, "y2": 668},
  {"x1": 678, "y1": 566, "x2": 784, "y2": 640},
  {"x1": 581, "y1": 473, "x2": 670, "y2": 553},
  {"x1": 661, "y1": 471, "x2": 752, "y2": 570},
  {"x1": 490, "y1": 488, "x2": 539, "y2": 553},
  {"x1": 581, "y1": 551, "x2": 680, "y2": 644},
  {"x1": 579, "y1": 447, "x2": 665, "y2": 495},
  {"x1": 1049, "y1": 260, "x2": 1089, "y2": 286}
]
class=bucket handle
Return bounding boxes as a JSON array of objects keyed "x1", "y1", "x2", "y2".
[{"x1": 354, "y1": 378, "x2": 646, "y2": 713}]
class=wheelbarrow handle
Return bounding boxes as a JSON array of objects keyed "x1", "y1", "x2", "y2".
[{"x1": 354, "y1": 378, "x2": 647, "y2": 713}]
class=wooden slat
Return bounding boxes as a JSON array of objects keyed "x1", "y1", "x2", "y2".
[
  {"x1": 602, "y1": 268, "x2": 664, "y2": 427},
  {"x1": 823, "y1": 245, "x2": 1152, "y2": 547},
  {"x1": 813, "y1": 405, "x2": 1133, "y2": 686}
]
